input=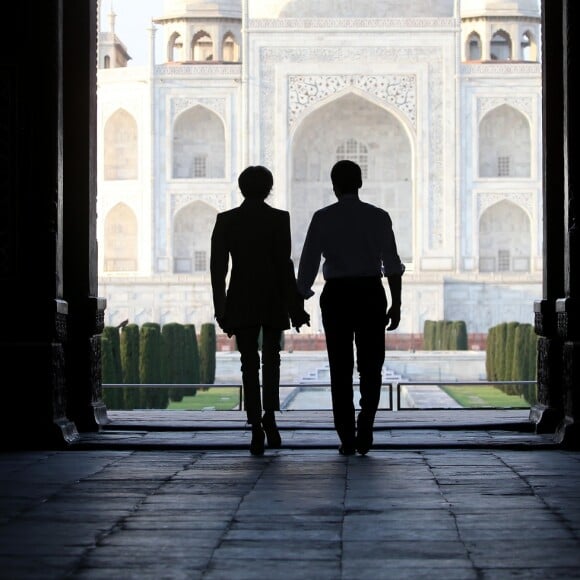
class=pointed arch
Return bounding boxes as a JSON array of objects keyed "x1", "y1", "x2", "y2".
[
  {"x1": 104, "y1": 108, "x2": 138, "y2": 180},
  {"x1": 290, "y1": 91, "x2": 413, "y2": 263},
  {"x1": 479, "y1": 200, "x2": 531, "y2": 273},
  {"x1": 222, "y1": 31, "x2": 239, "y2": 62},
  {"x1": 466, "y1": 31, "x2": 482, "y2": 61},
  {"x1": 104, "y1": 203, "x2": 138, "y2": 272},
  {"x1": 168, "y1": 31, "x2": 184, "y2": 62},
  {"x1": 490, "y1": 29, "x2": 512, "y2": 61},
  {"x1": 172, "y1": 105, "x2": 226, "y2": 179},
  {"x1": 173, "y1": 201, "x2": 218, "y2": 273},
  {"x1": 479, "y1": 104, "x2": 531, "y2": 178},
  {"x1": 192, "y1": 30, "x2": 213, "y2": 61},
  {"x1": 521, "y1": 30, "x2": 538, "y2": 62}
]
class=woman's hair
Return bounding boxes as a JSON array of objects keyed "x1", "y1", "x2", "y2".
[{"x1": 238, "y1": 165, "x2": 273, "y2": 199}]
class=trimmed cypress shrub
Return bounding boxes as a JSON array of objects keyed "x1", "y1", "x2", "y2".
[
  {"x1": 162, "y1": 322, "x2": 187, "y2": 402},
  {"x1": 434, "y1": 321, "x2": 444, "y2": 350},
  {"x1": 183, "y1": 324, "x2": 200, "y2": 396},
  {"x1": 423, "y1": 320, "x2": 436, "y2": 350},
  {"x1": 102, "y1": 326, "x2": 122, "y2": 382},
  {"x1": 101, "y1": 335, "x2": 121, "y2": 409},
  {"x1": 495, "y1": 323, "x2": 508, "y2": 383},
  {"x1": 485, "y1": 325, "x2": 496, "y2": 381},
  {"x1": 120, "y1": 323, "x2": 140, "y2": 409},
  {"x1": 121, "y1": 323, "x2": 140, "y2": 383},
  {"x1": 139, "y1": 323, "x2": 168, "y2": 409},
  {"x1": 504, "y1": 322, "x2": 520, "y2": 393},
  {"x1": 199, "y1": 322, "x2": 217, "y2": 385},
  {"x1": 485, "y1": 322, "x2": 538, "y2": 405},
  {"x1": 101, "y1": 327, "x2": 123, "y2": 409},
  {"x1": 451, "y1": 321, "x2": 468, "y2": 350},
  {"x1": 442, "y1": 320, "x2": 453, "y2": 349}
]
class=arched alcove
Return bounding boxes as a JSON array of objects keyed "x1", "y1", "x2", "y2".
[
  {"x1": 479, "y1": 200, "x2": 531, "y2": 273},
  {"x1": 490, "y1": 29, "x2": 512, "y2": 60},
  {"x1": 521, "y1": 30, "x2": 538, "y2": 61},
  {"x1": 173, "y1": 201, "x2": 217, "y2": 273},
  {"x1": 168, "y1": 31, "x2": 184, "y2": 62},
  {"x1": 466, "y1": 31, "x2": 482, "y2": 60},
  {"x1": 222, "y1": 32, "x2": 239, "y2": 62},
  {"x1": 104, "y1": 109, "x2": 138, "y2": 180},
  {"x1": 290, "y1": 92, "x2": 413, "y2": 263},
  {"x1": 479, "y1": 104, "x2": 531, "y2": 178},
  {"x1": 192, "y1": 30, "x2": 213, "y2": 61},
  {"x1": 172, "y1": 106, "x2": 225, "y2": 179},
  {"x1": 104, "y1": 203, "x2": 138, "y2": 272}
]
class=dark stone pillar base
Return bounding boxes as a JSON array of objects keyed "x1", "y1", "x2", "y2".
[
  {"x1": 555, "y1": 417, "x2": 580, "y2": 449},
  {"x1": 529, "y1": 404, "x2": 564, "y2": 434}
]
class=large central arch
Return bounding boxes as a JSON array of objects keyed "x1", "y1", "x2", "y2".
[{"x1": 289, "y1": 91, "x2": 414, "y2": 264}]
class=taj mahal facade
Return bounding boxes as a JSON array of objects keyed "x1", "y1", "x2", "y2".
[{"x1": 97, "y1": 0, "x2": 543, "y2": 338}]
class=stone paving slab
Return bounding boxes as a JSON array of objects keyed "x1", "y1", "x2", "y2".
[{"x1": 1, "y1": 414, "x2": 580, "y2": 579}]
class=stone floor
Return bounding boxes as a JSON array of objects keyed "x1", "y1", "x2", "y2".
[{"x1": 1, "y1": 410, "x2": 580, "y2": 579}]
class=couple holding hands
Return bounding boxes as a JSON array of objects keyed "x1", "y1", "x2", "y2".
[{"x1": 210, "y1": 160, "x2": 405, "y2": 456}]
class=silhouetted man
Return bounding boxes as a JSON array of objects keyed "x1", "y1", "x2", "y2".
[
  {"x1": 297, "y1": 160, "x2": 405, "y2": 455},
  {"x1": 210, "y1": 165, "x2": 310, "y2": 456}
]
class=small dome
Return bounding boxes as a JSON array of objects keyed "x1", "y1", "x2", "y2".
[
  {"x1": 162, "y1": 0, "x2": 241, "y2": 19},
  {"x1": 460, "y1": 0, "x2": 540, "y2": 19}
]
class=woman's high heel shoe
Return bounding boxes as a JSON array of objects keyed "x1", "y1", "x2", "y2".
[{"x1": 262, "y1": 412, "x2": 282, "y2": 448}]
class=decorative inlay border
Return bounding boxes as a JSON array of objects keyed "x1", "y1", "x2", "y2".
[
  {"x1": 288, "y1": 74, "x2": 416, "y2": 128},
  {"x1": 172, "y1": 97, "x2": 226, "y2": 118},
  {"x1": 171, "y1": 192, "x2": 228, "y2": 215},
  {"x1": 461, "y1": 63, "x2": 541, "y2": 75},
  {"x1": 257, "y1": 45, "x2": 444, "y2": 248},
  {"x1": 477, "y1": 192, "x2": 534, "y2": 217},
  {"x1": 478, "y1": 96, "x2": 534, "y2": 120},
  {"x1": 156, "y1": 64, "x2": 241, "y2": 77}
]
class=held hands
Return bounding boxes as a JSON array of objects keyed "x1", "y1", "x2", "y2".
[
  {"x1": 291, "y1": 310, "x2": 311, "y2": 333},
  {"x1": 216, "y1": 317, "x2": 234, "y2": 338},
  {"x1": 386, "y1": 304, "x2": 401, "y2": 331}
]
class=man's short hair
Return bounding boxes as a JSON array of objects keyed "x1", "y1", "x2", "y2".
[
  {"x1": 330, "y1": 160, "x2": 362, "y2": 193},
  {"x1": 238, "y1": 165, "x2": 273, "y2": 199}
]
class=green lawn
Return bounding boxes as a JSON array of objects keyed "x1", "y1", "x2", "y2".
[
  {"x1": 167, "y1": 387, "x2": 242, "y2": 411},
  {"x1": 440, "y1": 385, "x2": 531, "y2": 408}
]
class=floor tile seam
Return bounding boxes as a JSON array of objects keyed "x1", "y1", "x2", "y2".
[
  {"x1": 420, "y1": 451, "x2": 481, "y2": 575},
  {"x1": 493, "y1": 451, "x2": 580, "y2": 542},
  {"x1": 199, "y1": 452, "x2": 277, "y2": 577},
  {"x1": 65, "y1": 453, "x2": 202, "y2": 578},
  {"x1": 1, "y1": 452, "x2": 142, "y2": 528}
]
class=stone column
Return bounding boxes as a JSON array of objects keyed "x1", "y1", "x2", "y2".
[
  {"x1": 530, "y1": 0, "x2": 566, "y2": 434},
  {"x1": 0, "y1": 0, "x2": 79, "y2": 447},
  {"x1": 62, "y1": 0, "x2": 108, "y2": 432},
  {"x1": 554, "y1": 0, "x2": 580, "y2": 448}
]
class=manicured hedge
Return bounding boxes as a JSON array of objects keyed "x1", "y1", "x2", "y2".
[{"x1": 100, "y1": 321, "x2": 210, "y2": 409}]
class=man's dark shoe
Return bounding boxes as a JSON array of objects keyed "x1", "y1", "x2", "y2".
[
  {"x1": 262, "y1": 412, "x2": 282, "y2": 448},
  {"x1": 356, "y1": 428, "x2": 373, "y2": 455},
  {"x1": 250, "y1": 425, "x2": 265, "y2": 456},
  {"x1": 338, "y1": 443, "x2": 356, "y2": 455}
]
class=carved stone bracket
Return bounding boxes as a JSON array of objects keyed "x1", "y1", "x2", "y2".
[{"x1": 556, "y1": 297, "x2": 579, "y2": 341}]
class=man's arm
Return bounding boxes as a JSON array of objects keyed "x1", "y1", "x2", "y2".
[
  {"x1": 385, "y1": 274, "x2": 402, "y2": 331},
  {"x1": 296, "y1": 214, "x2": 322, "y2": 299}
]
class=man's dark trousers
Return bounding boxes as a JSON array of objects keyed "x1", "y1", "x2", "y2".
[{"x1": 320, "y1": 277, "x2": 387, "y2": 447}]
